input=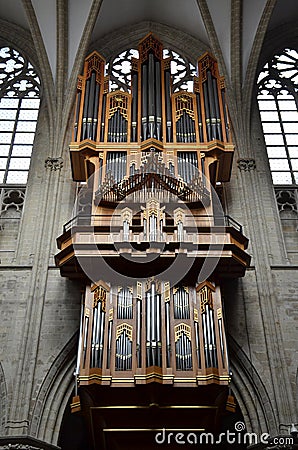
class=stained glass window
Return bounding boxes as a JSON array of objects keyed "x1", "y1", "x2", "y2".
[
  {"x1": 106, "y1": 47, "x2": 196, "y2": 93},
  {"x1": 0, "y1": 46, "x2": 40, "y2": 184},
  {"x1": 257, "y1": 48, "x2": 298, "y2": 185}
]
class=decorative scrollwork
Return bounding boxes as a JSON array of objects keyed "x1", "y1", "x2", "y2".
[
  {"x1": 93, "y1": 285, "x2": 107, "y2": 311},
  {"x1": 95, "y1": 150, "x2": 210, "y2": 206},
  {"x1": 198, "y1": 284, "x2": 214, "y2": 314}
]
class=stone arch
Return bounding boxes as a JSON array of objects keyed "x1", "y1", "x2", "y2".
[
  {"x1": 90, "y1": 20, "x2": 209, "y2": 63},
  {"x1": 0, "y1": 18, "x2": 40, "y2": 74},
  {"x1": 30, "y1": 333, "x2": 78, "y2": 445},
  {"x1": 0, "y1": 362, "x2": 7, "y2": 433},
  {"x1": 229, "y1": 335, "x2": 277, "y2": 436}
]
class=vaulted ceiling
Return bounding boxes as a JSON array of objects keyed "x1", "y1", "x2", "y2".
[
  {"x1": 0, "y1": 0, "x2": 297, "y2": 85},
  {"x1": 0, "y1": 0, "x2": 297, "y2": 154}
]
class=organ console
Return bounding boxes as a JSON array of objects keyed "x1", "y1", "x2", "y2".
[{"x1": 56, "y1": 33, "x2": 250, "y2": 448}]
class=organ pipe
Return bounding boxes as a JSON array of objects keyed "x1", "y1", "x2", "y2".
[
  {"x1": 196, "y1": 93, "x2": 203, "y2": 142},
  {"x1": 146, "y1": 283, "x2": 162, "y2": 367},
  {"x1": 141, "y1": 62, "x2": 148, "y2": 140},
  {"x1": 221, "y1": 88, "x2": 230, "y2": 141},
  {"x1": 194, "y1": 319, "x2": 201, "y2": 369},
  {"x1": 136, "y1": 299, "x2": 142, "y2": 367},
  {"x1": 75, "y1": 294, "x2": 85, "y2": 378},
  {"x1": 74, "y1": 90, "x2": 81, "y2": 141},
  {"x1": 165, "y1": 300, "x2": 171, "y2": 367},
  {"x1": 82, "y1": 315, "x2": 89, "y2": 368},
  {"x1": 131, "y1": 71, "x2": 138, "y2": 141},
  {"x1": 155, "y1": 60, "x2": 162, "y2": 140},
  {"x1": 165, "y1": 69, "x2": 172, "y2": 141}
]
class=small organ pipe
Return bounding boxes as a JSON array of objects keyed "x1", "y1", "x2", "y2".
[
  {"x1": 131, "y1": 71, "x2": 138, "y2": 141},
  {"x1": 119, "y1": 114, "x2": 123, "y2": 142},
  {"x1": 207, "y1": 70, "x2": 216, "y2": 139},
  {"x1": 218, "y1": 317, "x2": 225, "y2": 368},
  {"x1": 151, "y1": 285, "x2": 155, "y2": 365},
  {"x1": 95, "y1": 306, "x2": 101, "y2": 366},
  {"x1": 142, "y1": 63, "x2": 148, "y2": 140},
  {"x1": 203, "y1": 83, "x2": 211, "y2": 140},
  {"x1": 165, "y1": 302, "x2": 171, "y2": 367},
  {"x1": 148, "y1": 53, "x2": 155, "y2": 138},
  {"x1": 137, "y1": 299, "x2": 142, "y2": 367},
  {"x1": 194, "y1": 321, "x2": 201, "y2": 368},
  {"x1": 74, "y1": 91, "x2": 81, "y2": 141},
  {"x1": 123, "y1": 333, "x2": 127, "y2": 370},
  {"x1": 155, "y1": 60, "x2": 162, "y2": 140},
  {"x1": 196, "y1": 93, "x2": 203, "y2": 142},
  {"x1": 100, "y1": 94, "x2": 106, "y2": 141},
  {"x1": 165, "y1": 70, "x2": 172, "y2": 141},
  {"x1": 92, "y1": 82, "x2": 99, "y2": 140},
  {"x1": 115, "y1": 335, "x2": 119, "y2": 370},
  {"x1": 76, "y1": 295, "x2": 84, "y2": 377},
  {"x1": 91, "y1": 307, "x2": 98, "y2": 367},
  {"x1": 87, "y1": 72, "x2": 96, "y2": 139},
  {"x1": 115, "y1": 110, "x2": 119, "y2": 142},
  {"x1": 107, "y1": 112, "x2": 112, "y2": 142},
  {"x1": 99, "y1": 308, "x2": 105, "y2": 368},
  {"x1": 146, "y1": 291, "x2": 150, "y2": 363},
  {"x1": 221, "y1": 89, "x2": 230, "y2": 140},
  {"x1": 209, "y1": 307, "x2": 218, "y2": 368},
  {"x1": 202, "y1": 313, "x2": 209, "y2": 368},
  {"x1": 212, "y1": 78, "x2": 222, "y2": 140},
  {"x1": 107, "y1": 319, "x2": 112, "y2": 369},
  {"x1": 83, "y1": 316, "x2": 89, "y2": 368},
  {"x1": 82, "y1": 78, "x2": 90, "y2": 139},
  {"x1": 176, "y1": 119, "x2": 181, "y2": 143},
  {"x1": 182, "y1": 334, "x2": 185, "y2": 370}
]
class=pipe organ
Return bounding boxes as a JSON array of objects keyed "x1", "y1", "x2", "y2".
[{"x1": 56, "y1": 33, "x2": 250, "y2": 447}]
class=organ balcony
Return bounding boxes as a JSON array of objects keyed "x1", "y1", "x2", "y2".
[
  {"x1": 56, "y1": 150, "x2": 250, "y2": 281},
  {"x1": 55, "y1": 211, "x2": 250, "y2": 281}
]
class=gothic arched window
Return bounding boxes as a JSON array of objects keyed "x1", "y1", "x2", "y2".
[
  {"x1": 0, "y1": 46, "x2": 40, "y2": 185},
  {"x1": 257, "y1": 48, "x2": 298, "y2": 185},
  {"x1": 106, "y1": 47, "x2": 196, "y2": 93}
]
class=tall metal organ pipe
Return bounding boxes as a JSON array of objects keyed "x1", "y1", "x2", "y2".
[
  {"x1": 141, "y1": 62, "x2": 148, "y2": 140},
  {"x1": 146, "y1": 284, "x2": 162, "y2": 367},
  {"x1": 74, "y1": 91, "x2": 81, "y2": 141},
  {"x1": 100, "y1": 93, "x2": 106, "y2": 141},
  {"x1": 80, "y1": 71, "x2": 100, "y2": 141},
  {"x1": 165, "y1": 69, "x2": 172, "y2": 141},
  {"x1": 141, "y1": 52, "x2": 162, "y2": 141},
  {"x1": 155, "y1": 60, "x2": 162, "y2": 140},
  {"x1": 131, "y1": 71, "x2": 138, "y2": 141}
]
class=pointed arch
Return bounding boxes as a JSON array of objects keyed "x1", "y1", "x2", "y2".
[
  {"x1": 30, "y1": 333, "x2": 78, "y2": 445},
  {"x1": 229, "y1": 334, "x2": 277, "y2": 435},
  {"x1": 90, "y1": 20, "x2": 209, "y2": 64},
  {"x1": 0, "y1": 362, "x2": 7, "y2": 433}
]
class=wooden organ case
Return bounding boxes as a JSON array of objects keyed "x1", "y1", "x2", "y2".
[{"x1": 56, "y1": 34, "x2": 250, "y2": 449}]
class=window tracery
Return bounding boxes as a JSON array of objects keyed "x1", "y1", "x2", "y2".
[
  {"x1": 257, "y1": 48, "x2": 298, "y2": 185},
  {"x1": 0, "y1": 46, "x2": 40, "y2": 185},
  {"x1": 106, "y1": 47, "x2": 196, "y2": 93}
]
